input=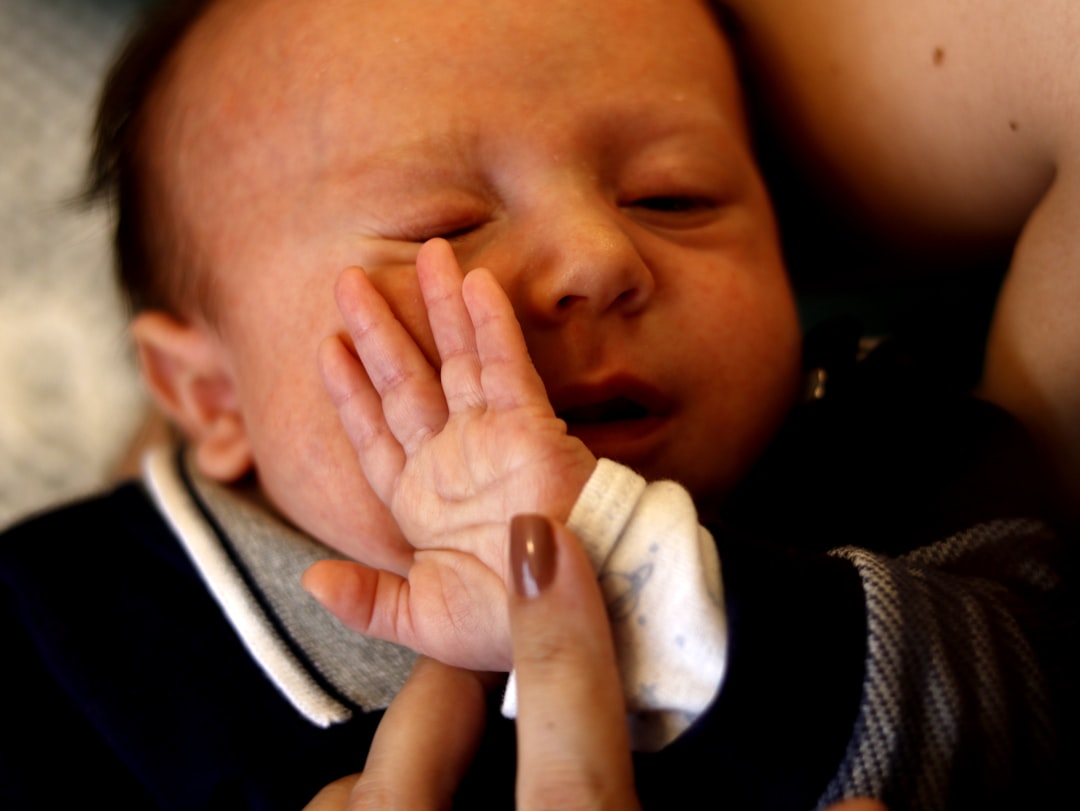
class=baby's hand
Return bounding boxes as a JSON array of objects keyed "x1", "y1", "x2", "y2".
[{"x1": 312, "y1": 239, "x2": 597, "y2": 670}]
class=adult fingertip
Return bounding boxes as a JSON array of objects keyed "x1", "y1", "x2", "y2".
[
  {"x1": 301, "y1": 773, "x2": 361, "y2": 810},
  {"x1": 510, "y1": 514, "x2": 556, "y2": 599},
  {"x1": 825, "y1": 800, "x2": 889, "y2": 811}
]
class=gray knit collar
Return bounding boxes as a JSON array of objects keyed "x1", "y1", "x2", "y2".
[{"x1": 142, "y1": 444, "x2": 416, "y2": 727}]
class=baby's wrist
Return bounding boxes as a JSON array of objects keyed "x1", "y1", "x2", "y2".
[
  {"x1": 553, "y1": 456, "x2": 600, "y2": 524},
  {"x1": 564, "y1": 459, "x2": 647, "y2": 571}
]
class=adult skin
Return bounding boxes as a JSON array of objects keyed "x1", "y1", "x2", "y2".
[{"x1": 722, "y1": 0, "x2": 1080, "y2": 523}]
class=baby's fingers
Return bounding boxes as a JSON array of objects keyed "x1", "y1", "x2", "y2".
[
  {"x1": 334, "y1": 266, "x2": 448, "y2": 454},
  {"x1": 462, "y1": 269, "x2": 552, "y2": 414},
  {"x1": 303, "y1": 555, "x2": 512, "y2": 671},
  {"x1": 302, "y1": 559, "x2": 404, "y2": 641},
  {"x1": 416, "y1": 239, "x2": 485, "y2": 414},
  {"x1": 319, "y1": 335, "x2": 406, "y2": 504}
]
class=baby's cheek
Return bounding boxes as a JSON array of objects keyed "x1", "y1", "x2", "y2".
[{"x1": 258, "y1": 430, "x2": 414, "y2": 571}]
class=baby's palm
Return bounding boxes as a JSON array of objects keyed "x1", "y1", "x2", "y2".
[{"x1": 387, "y1": 401, "x2": 591, "y2": 574}]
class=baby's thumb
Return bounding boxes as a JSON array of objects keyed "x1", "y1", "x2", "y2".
[{"x1": 507, "y1": 514, "x2": 640, "y2": 811}]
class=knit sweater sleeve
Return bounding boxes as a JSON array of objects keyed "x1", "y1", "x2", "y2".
[
  {"x1": 814, "y1": 517, "x2": 1067, "y2": 810},
  {"x1": 674, "y1": 512, "x2": 1069, "y2": 811}
]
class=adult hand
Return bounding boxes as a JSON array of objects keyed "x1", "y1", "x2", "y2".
[{"x1": 304, "y1": 513, "x2": 639, "y2": 810}]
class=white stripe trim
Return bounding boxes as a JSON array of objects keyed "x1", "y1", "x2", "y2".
[{"x1": 141, "y1": 446, "x2": 351, "y2": 728}]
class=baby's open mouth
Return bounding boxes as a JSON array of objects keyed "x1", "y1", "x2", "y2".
[
  {"x1": 550, "y1": 380, "x2": 672, "y2": 465},
  {"x1": 555, "y1": 391, "x2": 668, "y2": 464},
  {"x1": 557, "y1": 397, "x2": 651, "y2": 425}
]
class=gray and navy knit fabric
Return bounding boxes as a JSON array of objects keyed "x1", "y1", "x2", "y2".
[{"x1": 822, "y1": 517, "x2": 1063, "y2": 810}]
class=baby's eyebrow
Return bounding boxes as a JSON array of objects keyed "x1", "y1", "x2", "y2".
[
  {"x1": 313, "y1": 133, "x2": 478, "y2": 200},
  {"x1": 352, "y1": 133, "x2": 474, "y2": 176}
]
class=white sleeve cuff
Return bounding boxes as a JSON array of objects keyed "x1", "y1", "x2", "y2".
[{"x1": 502, "y1": 459, "x2": 728, "y2": 752}]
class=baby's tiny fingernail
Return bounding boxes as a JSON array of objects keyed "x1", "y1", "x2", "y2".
[{"x1": 510, "y1": 514, "x2": 555, "y2": 598}]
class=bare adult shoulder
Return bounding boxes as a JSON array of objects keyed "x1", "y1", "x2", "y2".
[
  {"x1": 723, "y1": 0, "x2": 1080, "y2": 523},
  {"x1": 723, "y1": 0, "x2": 1078, "y2": 240}
]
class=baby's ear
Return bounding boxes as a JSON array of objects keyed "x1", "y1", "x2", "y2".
[{"x1": 130, "y1": 311, "x2": 253, "y2": 482}]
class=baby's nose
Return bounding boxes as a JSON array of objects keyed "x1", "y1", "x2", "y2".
[{"x1": 515, "y1": 211, "x2": 655, "y2": 325}]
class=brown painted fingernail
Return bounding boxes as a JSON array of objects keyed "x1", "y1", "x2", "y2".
[{"x1": 510, "y1": 514, "x2": 556, "y2": 599}]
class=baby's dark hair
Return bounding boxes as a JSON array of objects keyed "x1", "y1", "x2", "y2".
[{"x1": 84, "y1": 0, "x2": 216, "y2": 315}]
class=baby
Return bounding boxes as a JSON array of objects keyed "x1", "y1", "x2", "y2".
[{"x1": 0, "y1": 0, "x2": 1069, "y2": 809}]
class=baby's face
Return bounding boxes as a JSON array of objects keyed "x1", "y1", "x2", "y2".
[{"x1": 154, "y1": 0, "x2": 800, "y2": 564}]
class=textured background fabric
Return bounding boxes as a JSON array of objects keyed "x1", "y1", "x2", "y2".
[{"x1": 0, "y1": 0, "x2": 153, "y2": 528}]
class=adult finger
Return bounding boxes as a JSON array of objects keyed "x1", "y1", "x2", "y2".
[
  {"x1": 350, "y1": 656, "x2": 489, "y2": 810},
  {"x1": 508, "y1": 514, "x2": 641, "y2": 811},
  {"x1": 303, "y1": 774, "x2": 361, "y2": 811},
  {"x1": 300, "y1": 657, "x2": 488, "y2": 811}
]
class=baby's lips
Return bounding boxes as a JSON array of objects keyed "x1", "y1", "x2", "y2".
[{"x1": 549, "y1": 374, "x2": 673, "y2": 425}]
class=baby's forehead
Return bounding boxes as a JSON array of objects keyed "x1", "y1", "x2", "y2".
[
  {"x1": 151, "y1": 0, "x2": 742, "y2": 237},
  {"x1": 169, "y1": 0, "x2": 734, "y2": 110}
]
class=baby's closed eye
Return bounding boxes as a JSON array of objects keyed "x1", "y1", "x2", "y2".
[{"x1": 623, "y1": 194, "x2": 722, "y2": 230}]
